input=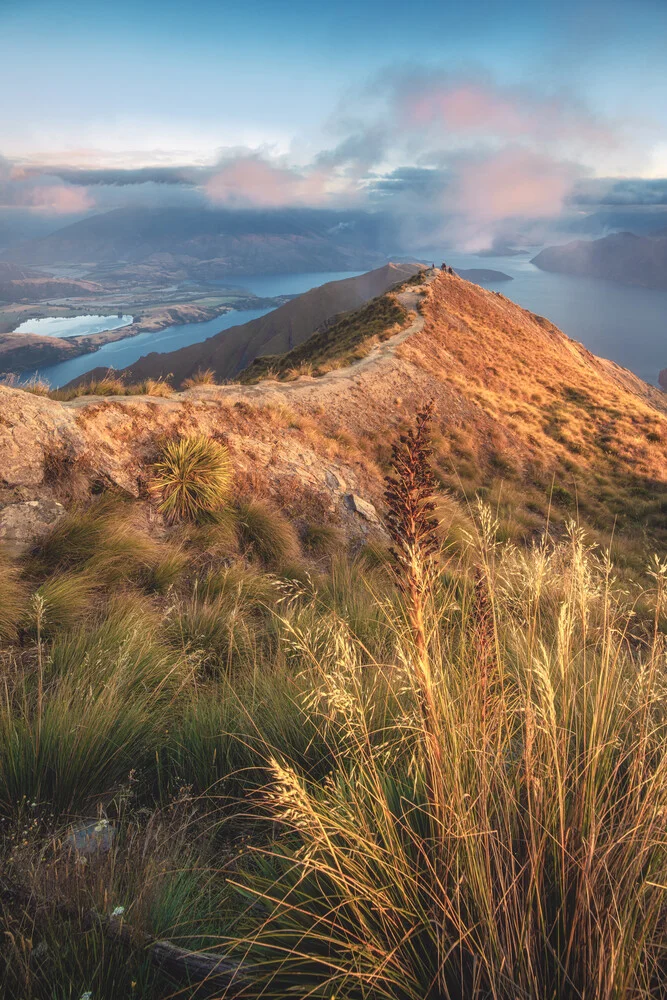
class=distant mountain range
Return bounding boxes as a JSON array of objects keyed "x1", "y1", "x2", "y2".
[
  {"x1": 72, "y1": 262, "x2": 422, "y2": 388},
  {"x1": 6, "y1": 206, "x2": 397, "y2": 280},
  {"x1": 532, "y1": 232, "x2": 667, "y2": 290}
]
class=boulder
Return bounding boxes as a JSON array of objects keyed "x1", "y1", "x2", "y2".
[
  {"x1": 0, "y1": 499, "x2": 66, "y2": 556},
  {"x1": 346, "y1": 493, "x2": 381, "y2": 524}
]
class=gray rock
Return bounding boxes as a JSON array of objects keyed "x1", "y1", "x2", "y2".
[
  {"x1": 0, "y1": 499, "x2": 66, "y2": 556},
  {"x1": 325, "y1": 468, "x2": 347, "y2": 493},
  {"x1": 346, "y1": 493, "x2": 381, "y2": 524}
]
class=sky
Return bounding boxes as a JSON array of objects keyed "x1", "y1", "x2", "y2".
[{"x1": 1, "y1": 0, "x2": 667, "y2": 249}]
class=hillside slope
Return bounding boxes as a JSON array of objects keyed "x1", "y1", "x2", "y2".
[
  {"x1": 78, "y1": 262, "x2": 422, "y2": 387},
  {"x1": 2, "y1": 269, "x2": 667, "y2": 555},
  {"x1": 0, "y1": 261, "x2": 102, "y2": 304},
  {"x1": 533, "y1": 232, "x2": 667, "y2": 289}
]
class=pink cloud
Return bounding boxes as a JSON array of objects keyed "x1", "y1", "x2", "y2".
[
  {"x1": 22, "y1": 183, "x2": 95, "y2": 214},
  {"x1": 454, "y1": 148, "x2": 575, "y2": 220},
  {"x1": 205, "y1": 154, "x2": 331, "y2": 208},
  {"x1": 0, "y1": 155, "x2": 95, "y2": 215},
  {"x1": 393, "y1": 76, "x2": 614, "y2": 149}
]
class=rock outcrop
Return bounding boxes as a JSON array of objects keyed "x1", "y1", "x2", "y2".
[{"x1": 0, "y1": 499, "x2": 66, "y2": 556}]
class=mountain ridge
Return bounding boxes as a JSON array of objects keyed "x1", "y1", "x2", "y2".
[
  {"x1": 5, "y1": 206, "x2": 396, "y2": 279},
  {"x1": 3, "y1": 269, "x2": 666, "y2": 557}
]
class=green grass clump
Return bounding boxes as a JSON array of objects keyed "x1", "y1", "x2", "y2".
[
  {"x1": 301, "y1": 521, "x2": 343, "y2": 557},
  {"x1": 29, "y1": 572, "x2": 96, "y2": 636},
  {"x1": 236, "y1": 498, "x2": 300, "y2": 567},
  {"x1": 149, "y1": 435, "x2": 232, "y2": 522},
  {"x1": 29, "y1": 495, "x2": 182, "y2": 594}
]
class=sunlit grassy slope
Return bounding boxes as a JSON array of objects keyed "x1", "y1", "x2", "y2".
[{"x1": 2, "y1": 270, "x2": 667, "y2": 997}]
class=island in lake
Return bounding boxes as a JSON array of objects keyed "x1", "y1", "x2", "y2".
[{"x1": 455, "y1": 268, "x2": 513, "y2": 284}]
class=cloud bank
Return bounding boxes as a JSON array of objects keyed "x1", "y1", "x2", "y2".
[{"x1": 1, "y1": 67, "x2": 664, "y2": 249}]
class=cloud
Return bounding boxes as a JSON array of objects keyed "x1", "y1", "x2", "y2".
[
  {"x1": 570, "y1": 177, "x2": 667, "y2": 206},
  {"x1": 204, "y1": 151, "x2": 333, "y2": 208},
  {"x1": 449, "y1": 147, "x2": 581, "y2": 247},
  {"x1": 1, "y1": 65, "x2": 663, "y2": 250},
  {"x1": 0, "y1": 156, "x2": 96, "y2": 215},
  {"x1": 386, "y1": 71, "x2": 615, "y2": 151}
]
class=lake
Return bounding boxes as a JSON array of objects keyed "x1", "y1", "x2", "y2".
[
  {"x1": 27, "y1": 307, "x2": 275, "y2": 387},
  {"x1": 13, "y1": 313, "x2": 134, "y2": 339},
  {"x1": 427, "y1": 250, "x2": 667, "y2": 387}
]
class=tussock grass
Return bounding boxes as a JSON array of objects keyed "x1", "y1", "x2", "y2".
[
  {"x1": 227, "y1": 517, "x2": 667, "y2": 1000},
  {"x1": 20, "y1": 374, "x2": 51, "y2": 395},
  {"x1": 30, "y1": 571, "x2": 97, "y2": 636},
  {"x1": 182, "y1": 367, "x2": 217, "y2": 388},
  {"x1": 149, "y1": 435, "x2": 232, "y2": 522},
  {"x1": 301, "y1": 521, "x2": 343, "y2": 557},
  {"x1": 236, "y1": 498, "x2": 300, "y2": 567},
  {"x1": 49, "y1": 373, "x2": 127, "y2": 400},
  {"x1": 0, "y1": 554, "x2": 28, "y2": 640},
  {"x1": 29, "y1": 494, "x2": 180, "y2": 594},
  {"x1": 2, "y1": 444, "x2": 667, "y2": 997},
  {"x1": 135, "y1": 376, "x2": 173, "y2": 396}
]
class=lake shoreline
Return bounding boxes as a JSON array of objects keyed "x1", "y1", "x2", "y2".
[{"x1": 1, "y1": 296, "x2": 288, "y2": 376}]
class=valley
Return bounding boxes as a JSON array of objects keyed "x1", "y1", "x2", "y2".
[{"x1": 0, "y1": 279, "x2": 291, "y2": 375}]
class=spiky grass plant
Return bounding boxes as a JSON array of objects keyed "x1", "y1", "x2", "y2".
[{"x1": 148, "y1": 435, "x2": 232, "y2": 523}]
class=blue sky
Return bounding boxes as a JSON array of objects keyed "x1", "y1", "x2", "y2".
[{"x1": 1, "y1": 0, "x2": 666, "y2": 246}]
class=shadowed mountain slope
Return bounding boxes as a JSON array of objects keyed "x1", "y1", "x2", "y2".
[
  {"x1": 533, "y1": 232, "x2": 667, "y2": 289},
  {"x1": 76, "y1": 262, "x2": 422, "y2": 387},
  {"x1": 6, "y1": 206, "x2": 395, "y2": 279}
]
